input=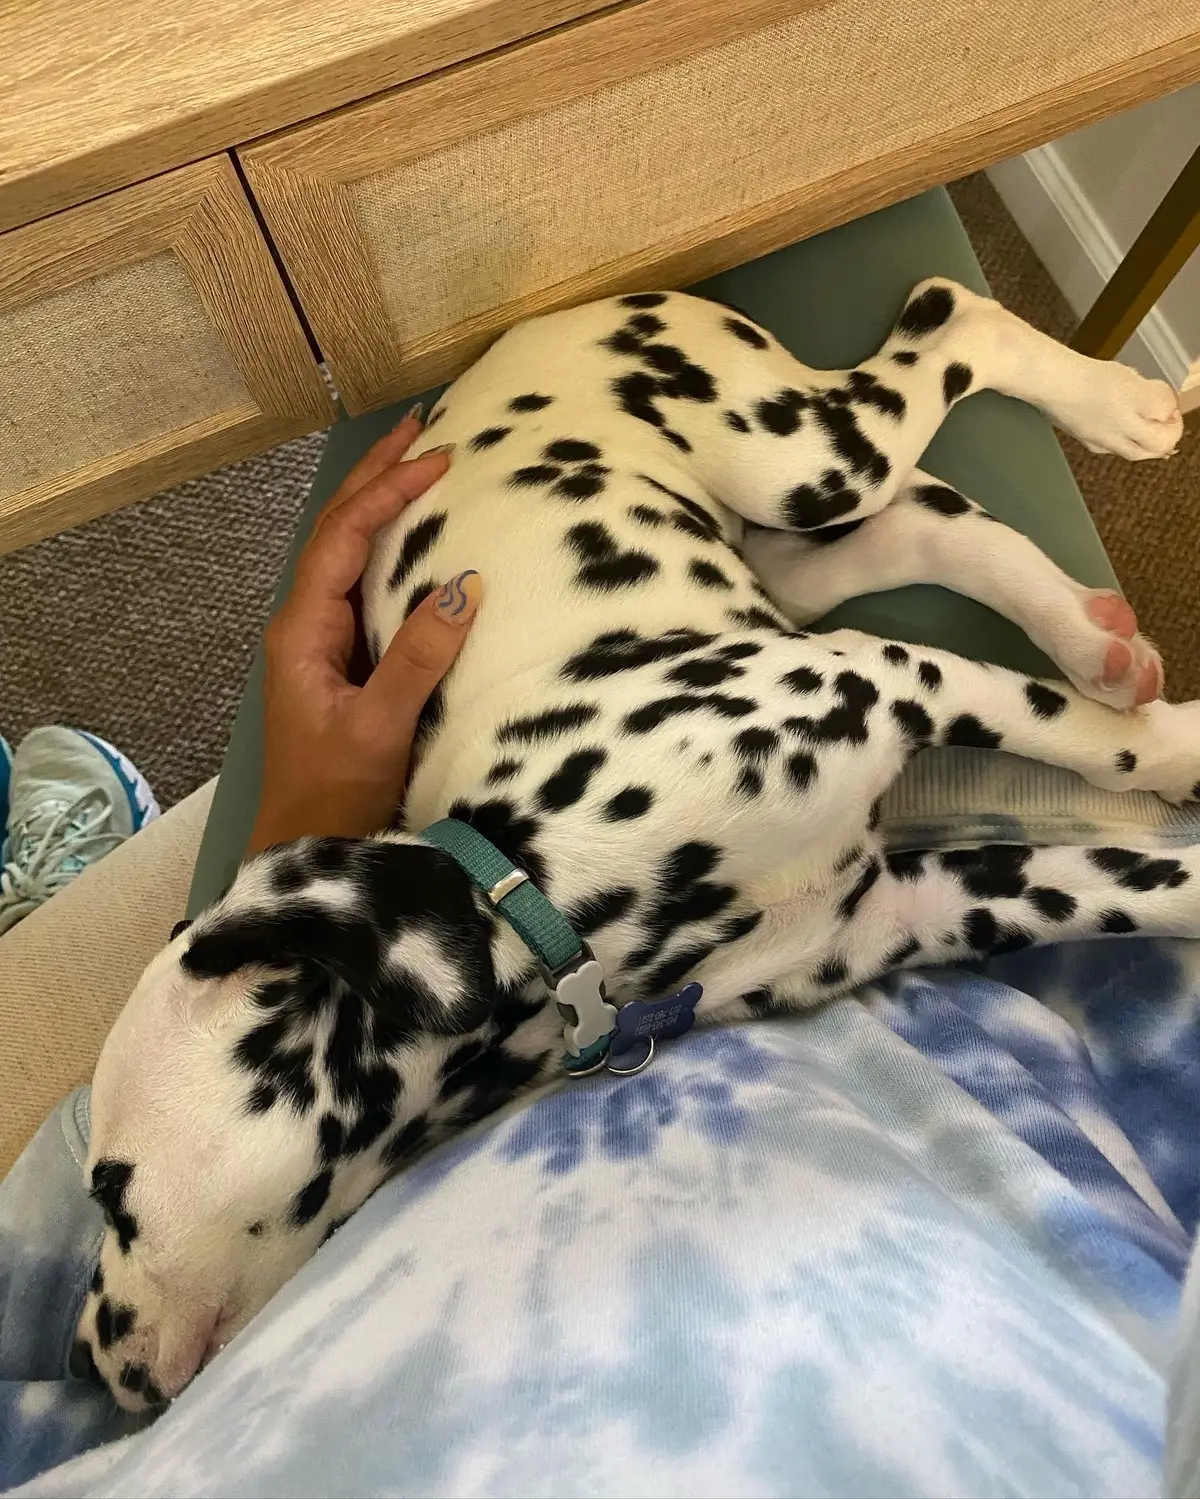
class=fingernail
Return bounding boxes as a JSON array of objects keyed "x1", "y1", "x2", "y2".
[
  {"x1": 424, "y1": 442, "x2": 455, "y2": 460},
  {"x1": 395, "y1": 402, "x2": 423, "y2": 428},
  {"x1": 434, "y1": 570, "x2": 481, "y2": 625}
]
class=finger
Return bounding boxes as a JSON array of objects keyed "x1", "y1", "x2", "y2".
[
  {"x1": 323, "y1": 405, "x2": 426, "y2": 518},
  {"x1": 363, "y1": 570, "x2": 482, "y2": 719},
  {"x1": 292, "y1": 448, "x2": 453, "y2": 610}
]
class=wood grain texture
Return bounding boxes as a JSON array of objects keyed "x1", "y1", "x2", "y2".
[
  {"x1": 0, "y1": 155, "x2": 334, "y2": 549},
  {"x1": 240, "y1": 0, "x2": 814, "y2": 413},
  {"x1": 0, "y1": 0, "x2": 616, "y2": 232},
  {"x1": 245, "y1": 0, "x2": 1200, "y2": 415}
]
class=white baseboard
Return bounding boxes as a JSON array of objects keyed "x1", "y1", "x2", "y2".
[{"x1": 986, "y1": 146, "x2": 1191, "y2": 390}]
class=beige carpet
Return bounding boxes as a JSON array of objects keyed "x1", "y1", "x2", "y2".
[{"x1": 1, "y1": 173, "x2": 1195, "y2": 811}]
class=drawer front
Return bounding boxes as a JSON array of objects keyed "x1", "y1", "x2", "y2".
[
  {"x1": 0, "y1": 156, "x2": 334, "y2": 552},
  {"x1": 242, "y1": 0, "x2": 1199, "y2": 416}
]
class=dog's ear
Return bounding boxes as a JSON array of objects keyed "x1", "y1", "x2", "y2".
[{"x1": 180, "y1": 838, "x2": 497, "y2": 1035}]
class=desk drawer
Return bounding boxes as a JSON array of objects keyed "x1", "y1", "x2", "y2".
[
  {"x1": 243, "y1": 0, "x2": 1199, "y2": 415},
  {"x1": 0, "y1": 156, "x2": 333, "y2": 552}
]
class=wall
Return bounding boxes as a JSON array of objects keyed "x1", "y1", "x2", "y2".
[{"x1": 987, "y1": 82, "x2": 1200, "y2": 388}]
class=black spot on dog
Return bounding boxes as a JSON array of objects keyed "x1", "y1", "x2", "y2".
[
  {"x1": 725, "y1": 410, "x2": 751, "y2": 433},
  {"x1": 247, "y1": 1220, "x2": 265, "y2": 1238},
  {"x1": 629, "y1": 503, "x2": 665, "y2": 527},
  {"x1": 883, "y1": 644, "x2": 910, "y2": 665},
  {"x1": 567, "y1": 887, "x2": 637, "y2": 936},
  {"x1": 95, "y1": 1297, "x2": 135, "y2": 1350},
  {"x1": 486, "y1": 758, "x2": 522, "y2": 785},
  {"x1": 604, "y1": 327, "x2": 644, "y2": 356},
  {"x1": 884, "y1": 936, "x2": 922, "y2": 968},
  {"x1": 914, "y1": 483, "x2": 971, "y2": 517},
  {"x1": 785, "y1": 751, "x2": 818, "y2": 791},
  {"x1": 566, "y1": 521, "x2": 659, "y2": 590},
  {"x1": 734, "y1": 726, "x2": 779, "y2": 761},
  {"x1": 844, "y1": 370, "x2": 906, "y2": 419},
  {"x1": 1028, "y1": 886, "x2": 1078, "y2": 922},
  {"x1": 839, "y1": 859, "x2": 881, "y2": 920},
  {"x1": 537, "y1": 748, "x2": 607, "y2": 811},
  {"x1": 942, "y1": 362, "x2": 973, "y2": 403},
  {"x1": 387, "y1": 511, "x2": 447, "y2": 594},
  {"x1": 718, "y1": 641, "x2": 763, "y2": 661},
  {"x1": 897, "y1": 284, "x2": 955, "y2": 337},
  {"x1": 668, "y1": 655, "x2": 745, "y2": 688},
  {"x1": 944, "y1": 715, "x2": 1003, "y2": 749},
  {"x1": 1098, "y1": 908, "x2": 1139, "y2": 934},
  {"x1": 90, "y1": 1160, "x2": 139, "y2": 1253},
  {"x1": 963, "y1": 908, "x2": 1034, "y2": 956},
  {"x1": 784, "y1": 471, "x2": 861, "y2": 530},
  {"x1": 624, "y1": 693, "x2": 756, "y2": 733},
  {"x1": 886, "y1": 849, "x2": 926, "y2": 881},
  {"x1": 724, "y1": 316, "x2": 769, "y2": 349},
  {"x1": 786, "y1": 670, "x2": 879, "y2": 746},
  {"x1": 621, "y1": 292, "x2": 667, "y2": 308},
  {"x1": 509, "y1": 393, "x2": 554, "y2": 412},
  {"x1": 554, "y1": 464, "x2": 609, "y2": 500},
  {"x1": 1025, "y1": 682, "x2": 1069, "y2": 719},
  {"x1": 438, "y1": 1042, "x2": 550, "y2": 1129},
  {"x1": 688, "y1": 559, "x2": 734, "y2": 591},
  {"x1": 561, "y1": 627, "x2": 715, "y2": 681},
  {"x1": 614, "y1": 370, "x2": 664, "y2": 426},
  {"x1": 891, "y1": 699, "x2": 934, "y2": 746},
  {"x1": 235, "y1": 1016, "x2": 317, "y2": 1116},
  {"x1": 624, "y1": 842, "x2": 735, "y2": 979},
  {"x1": 941, "y1": 844, "x2": 1032, "y2": 900},
  {"x1": 447, "y1": 798, "x2": 548, "y2": 889},
  {"x1": 727, "y1": 605, "x2": 787, "y2": 631},
  {"x1": 292, "y1": 1169, "x2": 333, "y2": 1227},
  {"x1": 891, "y1": 350, "x2": 919, "y2": 366},
  {"x1": 629, "y1": 311, "x2": 666, "y2": 337},
  {"x1": 742, "y1": 986, "x2": 775, "y2": 1011},
  {"x1": 318, "y1": 1113, "x2": 346, "y2": 1166},
  {"x1": 810, "y1": 399, "x2": 890, "y2": 486},
  {"x1": 510, "y1": 463, "x2": 562, "y2": 487},
  {"x1": 605, "y1": 787, "x2": 654, "y2": 821},
  {"x1": 1088, "y1": 847, "x2": 1190, "y2": 891},
  {"x1": 545, "y1": 438, "x2": 602, "y2": 463},
  {"x1": 383, "y1": 1114, "x2": 431, "y2": 1168},
  {"x1": 736, "y1": 766, "x2": 763, "y2": 798},
  {"x1": 470, "y1": 426, "x2": 511, "y2": 451},
  {"x1": 403, "y1": 575, "x2": 437, "y2": 623},
  {"x1": 497, "y1": 703, "x2": 599, "y2": 744},
  {"x1": 662, "y1": 428, "x2": 693, "y2": 452},
  {"x1": 90, "y1": 1264, "x2": 104, "y2": 1294},
  {"x1": 756, "y1": 387, "x2": 808, "y2": 436},
  {"x1": 816, "y1": 956, "x2": 849, "y2": 987},
  {"x1": 781, "y1": 665, "x2": 823, "y2": 695},
  {"x1": 917, "y1": 660, "x2": 943, "y2": 691},
  {"x1": 1115, "y1": 749, "x2": 1138, "y2": 774}
]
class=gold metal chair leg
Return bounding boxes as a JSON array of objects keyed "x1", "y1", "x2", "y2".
[{"x1": 1070, "y1": 140, "x2": 1200, "y2": 361}]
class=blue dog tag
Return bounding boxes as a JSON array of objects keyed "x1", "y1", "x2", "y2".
[{"x1": 606, "y1": 982, "x2": 703, "y2": 1073}]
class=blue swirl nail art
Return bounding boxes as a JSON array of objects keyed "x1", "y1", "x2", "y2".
[{"x1": 435, "y1": 570, "x2": 478, "y2": 619}]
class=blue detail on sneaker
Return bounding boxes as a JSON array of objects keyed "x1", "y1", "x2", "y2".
[
  {"x1": 0, "y1": 736, "x2": 12, "y2": 831},
  {"x1": 77, "y1": 732, "x2": 160, "y2": 832}
]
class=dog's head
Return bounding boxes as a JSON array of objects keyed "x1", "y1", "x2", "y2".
[{"x1": 72, "y1": 834, "x2": 552, "y2": 1411}]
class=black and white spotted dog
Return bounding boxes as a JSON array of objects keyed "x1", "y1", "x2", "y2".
[{"x1": 77, "y1": 279, "x2": 1197, "y2": 1410}]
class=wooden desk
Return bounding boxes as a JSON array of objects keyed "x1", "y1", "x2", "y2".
[{"x1": 2, "y1": 0, "x2": 1199, "y2": 552}]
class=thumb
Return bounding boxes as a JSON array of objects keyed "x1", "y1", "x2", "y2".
[{"x1": 364, "y1": 570, "x2": 483, "y2": 716}]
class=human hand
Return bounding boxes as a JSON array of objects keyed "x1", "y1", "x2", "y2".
[{"x1": 247, "y1": 410, "x2": 481, "y2": 855}]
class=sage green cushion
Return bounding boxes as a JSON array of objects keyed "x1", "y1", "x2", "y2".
[{"x1": 188, "y1": 187, "x2": 1115, "y2": 914}]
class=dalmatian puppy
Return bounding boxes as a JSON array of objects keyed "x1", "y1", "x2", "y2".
[{"x1": 75, "y1": 279, "x2": 1196, "y2": 1411}]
